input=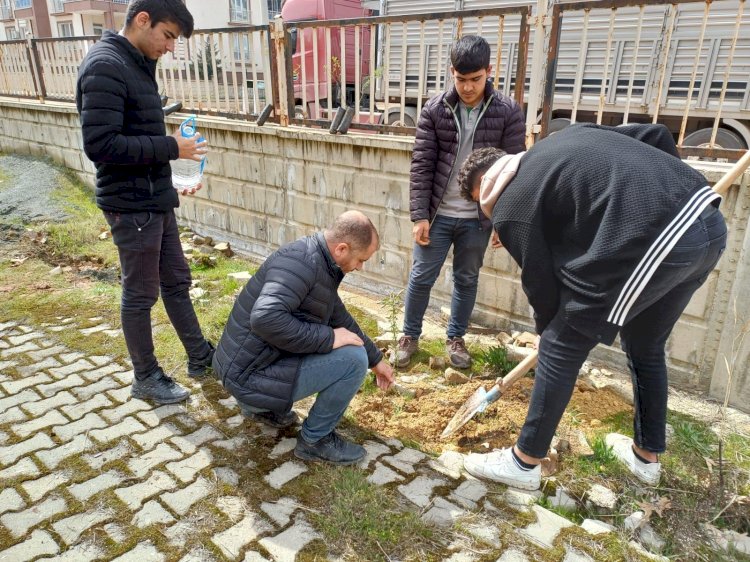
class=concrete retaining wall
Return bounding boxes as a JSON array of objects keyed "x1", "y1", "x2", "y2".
[{"x1": 1, "y1": 97, "x2": 748, "y2": 413}]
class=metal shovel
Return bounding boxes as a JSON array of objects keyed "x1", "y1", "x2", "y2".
[{"x1": 441, "y1": 351, "x2": 538, "y2": 439}]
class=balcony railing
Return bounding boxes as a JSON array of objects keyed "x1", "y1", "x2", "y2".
[{"x1": 13, "y1": 0, "x2": 30, "y2": 9}]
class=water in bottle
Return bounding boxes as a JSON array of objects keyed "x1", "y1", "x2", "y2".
[{"x1": 171, "y1": 115, "x2": 206, "y2": 191}]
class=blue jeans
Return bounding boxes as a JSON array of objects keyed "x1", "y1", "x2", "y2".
[
  {"x1": 517, "y1": 205, "x2": 727, "y2": 458},
  {"x1": 243, "y1": 345, "x2": 368, "y2": 443},
  {"x1": 103, "y1": 210, "x2": 212, "y2": 380},
  {"x1": 403, "y1": 215, "x2": 491, "y2": 339}
]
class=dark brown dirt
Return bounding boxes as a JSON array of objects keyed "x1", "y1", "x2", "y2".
[{"x1": 350, "y1": 376, "x2": 632, "y2": 455}]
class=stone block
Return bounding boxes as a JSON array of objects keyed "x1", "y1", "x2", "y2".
[
  {"x1": 398, "y1": 475, "x2": 447, "y2": 508},
  {"x1": 68, "y1": 471, "x2": 126, "y2": 502},
  {"x1": 265, "y1": 461, "x2": 308, "y2": 490},
  {"x1": 0, "y1": 432, "x2": 55, "y2": 466},
  {"x1": 128, "y1": 443, "x2": 184, "y2": 478},
  {"x1": 12, "y1": 409, "x2": 68, "y2": 438},
  {"x1": 2, "y1": 373, "x2": 51, "y2": 394},
  {"x1": 61, "y1": 393, "x2": 112, "y2": 421},
  {"x1": 132, "y1": 500, "x2": 176, "y2": 529},
  {"x1": 115, "y1": 471, "x2": 177, "y2": 510},
  {"x1": 0, "y1": 488, "x2": 25, "y2": 515},
  {"x1": 72, "y1": 376, "x2": 121, "y2": 401},
  {"x1": 21, "y1": 471, "x2": 71, "y2": 502},
  {"x1": 0, "y1": 495, "x2": 67, "y2": 537},
  {"x1": 520, "y1": 505, "x2": 575, "y2": 549},
  {"x1": 166, "y1": 448, "x2": 213, "y2": 483},
  {"x1": 0, "y1": 457, "x2": 40, "y2": 480},
  {"x1": 213, "y1": 511, "x2": 273, "y2": 560},
  {"x1": 36, "y1": 374, "x2": 85, "y2": 398},
  {"x1": 258, "y1": 516, "x2": 319, "y2": 562},
  {"x1": 90, "y1": 416, "x2": 148, "y2": 444},
  {"x1": 110, "y1": 542, "x2": 165, "y2": 562},
  {"x1": 53, "y1": 412, "x2": 108, "y2": 443},
  {"x1": 0, "y1": 389, "x2": 41, "y2": 415},
  {"x1": 52, "y1": 508, "x2": 112, "y2": 545},
  {"x1": 0, "y1": 530, "x2": 59, "y2": 561},
  {"x1": 21, "y1": 391, "x2": 76, "y2": 417},
  {"x1": 160, "y1": 477, "x2": 213, "y2": 516}
]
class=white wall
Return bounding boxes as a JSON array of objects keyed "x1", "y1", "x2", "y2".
[{"x1": 186, "y1": 0, "x2": 227, "y2": 30}]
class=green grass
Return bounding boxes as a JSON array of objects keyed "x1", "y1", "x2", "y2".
[
  {"x1": 348, "y1": 304, "x2": 379, "y2": 340},
  {"x1": 475, "y1": 345, "x2": 516, "y2": 375}
]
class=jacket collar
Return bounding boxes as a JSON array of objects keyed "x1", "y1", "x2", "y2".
[
  {"x1": 314, "y1": 232, "x2": 344, "y2": 281},
  {"x1": 444, "y1": 80, "x2": 494, "y2": 110},
  {"x1": 103, "y1": 30, "x2": 157, "y2": 75}
]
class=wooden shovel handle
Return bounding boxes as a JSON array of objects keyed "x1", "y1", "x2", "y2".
[
  {"x1": 496, "y1": 350, "x2": 539, "y2": 390},
  {"x1": 712, "y1": 150, "x2": 750, "y2": 197}
]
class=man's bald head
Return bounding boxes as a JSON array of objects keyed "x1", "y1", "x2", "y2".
[{"x1": 325, "y1": 210, "x2": 379, "y2": 252}]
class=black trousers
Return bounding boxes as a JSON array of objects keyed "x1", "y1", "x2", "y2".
[
  {"x1": 517, "y1": 205, "x2": 728, "y2": 458},
  {"x1": 104, "y1": 209, "x2": 210, "y2": 380}
]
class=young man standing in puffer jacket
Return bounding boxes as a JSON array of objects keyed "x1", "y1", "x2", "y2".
[
  {"x1": 392, "y1": 34, "x2": 526, "y2": 371},
  {"x1": 76, "y1": 0, "x2": 214, "y2": 404}
]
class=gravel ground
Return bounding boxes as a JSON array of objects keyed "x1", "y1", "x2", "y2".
[{"x1": 0, "y1": 154, "x2": 70, "y2": 223}]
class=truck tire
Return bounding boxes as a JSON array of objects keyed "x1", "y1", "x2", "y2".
[
  {"x1": 682, "y1": 127, "x2": 746, "y2": 150},
  {"x1": 385, "y1": 107, "x2": 418, "y2": 128},
  {"x1": 547, "y1": 118, "x2": 571, "y2": 135}
]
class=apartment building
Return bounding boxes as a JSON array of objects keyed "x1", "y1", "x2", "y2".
[{"x1": 0, "y1": 0, "x2": 282, "y2": 40}]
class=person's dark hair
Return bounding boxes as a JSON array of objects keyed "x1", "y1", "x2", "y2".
[
  {"x1": 458, "y1": 147, "x2": 507, "y2": 202},
  {"x1": 327, "y1": 211, "x2": 378, "y2": 252},
  {"x1": 126, "y1": 0, "x2": 194, "y2": 38},
  {"x1": 450, "y1": 35, "x2": 491, "y2": 74}
]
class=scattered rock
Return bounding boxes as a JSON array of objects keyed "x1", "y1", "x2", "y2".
[
  {"x1": 703, "y1": 523, "x2": 750, "y2": 555},
  {"x1": 581, "y1": 518, "x2": 615, "y2": 535},
  {"x1": 496, "y1": 332, "x2": 514, "y2": 345},
  {"x1": 390, "y1": 383, "x2": 416, "y2": 399},
  {"x1": 182, "y1": 243, "x2": 194, "y2": 254},
  {"x1": 192, "y1": 235, "x2": 206, "y2": 245},
  {"x1": 514, "y1": 332, "x2": 537, "y2": 347},
  {"x1": 189, "y1": 288, "x2": 206, "y2": 300},
  {"x1": 665, "y1": 423, "x2": 674, "y2": 444},
  {"x1": 429, "y1": 356, "x2": 447, "y2": 370},
  {"x1": 550, "y1": 436, "x2": 570, "y2": 454},
  {"x1": 576, "y1": 376, "x2": 596, "y2": 392},
  {"x1": 214, "y1": 242, "x2": 233, "y2": 257},
  {"x1": 49, "y1": 266, "x2": 62, "y2": 275},
  {"x1": 98, "y1": 231, "x2": 110, "y2": 240},
  {"x1": 569, "y1": 429, "x2": 594, "y2": 457},
  {"x1": 444, "y1": 368, "x2": 469, "y2": 384},
  {"x1": 550, "y1": 487, "x2": 577, "y2": 511},
  {"x1": 624, "y1": 511, "x2": 666, "y2": 553},
  {"x1": 227, "y1": 271, "x2": 252, "y2": 281},
  {"x1": 586, "y1": 483, "x2": 618, "y2": 512}
]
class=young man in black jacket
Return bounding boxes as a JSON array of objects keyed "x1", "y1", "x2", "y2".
[
  {"x1": 392, "y1": 35, "x2": 526, "y2": 370},
  {"x1": 76, "y1": 0, "x2": 214, "y2": 404},
  {"x1": 213, "y1": 211, "x2": 395, "y2": 465},
  {"x1": 457, "y1": 124, "x2": 727, "y2": 490}
]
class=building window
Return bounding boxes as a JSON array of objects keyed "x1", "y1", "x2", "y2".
[
  {"x1": 5, "y1": 26, "x2": 19, "y2": 39},
  {"x1": 58, "y1": 22, "x2": 74, "y2": 37},
  {"x1": 267, "y1": 0, "x2": 282, "y2": 18},
  {"x1": 92, "y1": 23, "x2": 104, "y2": 36},
  {"x1": 233, "y1": 34, "x2": 250, "y2": 60},
  {"x1": 230, "y1": 0, "x2": 249, "y2": 23}
]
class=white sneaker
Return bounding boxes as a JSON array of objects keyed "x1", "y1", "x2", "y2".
[
  {"x1": 605, "y1": 433, "x2": 661, "y2": 486},
  {"x1": 463, "y1": 447, "x2": 541, "y2": 490}
]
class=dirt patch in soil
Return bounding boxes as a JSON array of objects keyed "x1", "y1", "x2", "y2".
[{"x1": 350, "y1": 376, "x2": 632, "y2": 455}]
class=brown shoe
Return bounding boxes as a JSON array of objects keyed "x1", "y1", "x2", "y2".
[
  {"x1": 390, "y1": 335, "x2": 418, "y2": 368},
  {"x1": 446, "y1": 337, "x2": 471, "y2": 369}
]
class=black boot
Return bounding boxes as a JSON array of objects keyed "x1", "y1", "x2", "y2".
[
  {"x1": 131, "y1": 368, "x2": 190, "y2": 404},
  {"x1": 187, "y1": 342, "x2": 215, "y2": 378},
  {"x1": 238, "y1": 402, "x2": 298, "y2": 428},
  {"x1": 294, "y1": 431, "x2": 366, "y2": 465}
]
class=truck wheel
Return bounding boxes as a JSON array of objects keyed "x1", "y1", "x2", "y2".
[
  {"x1": 386, "y1": 107, "x2": 417, "y2": 128},
  {"x1": 547, "y1": 118, "x2": 571, "y2": 134},
  {"x1": 683, "y1": 127, "x2": 746, "y2": 150}
]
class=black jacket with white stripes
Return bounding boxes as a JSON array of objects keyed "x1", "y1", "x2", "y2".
[{"x1": 491, "y1": 123, "x2": 720, "y2": 344}]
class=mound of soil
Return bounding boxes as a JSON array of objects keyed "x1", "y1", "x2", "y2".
[{"x1": 350, "y1": 376, "x2": 631, "y2": 455}]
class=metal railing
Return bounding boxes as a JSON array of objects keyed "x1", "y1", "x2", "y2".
[{"x1": 0, "y1": 1, "x2": 747, "y2": 157}]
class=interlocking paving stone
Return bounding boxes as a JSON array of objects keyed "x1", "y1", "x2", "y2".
[
  {"x1": 260, "y1": 497, "x2": 298, "y2": 527},
  {"x1": 21, "y1": 390, "x2": 76, "y2": 417},
  {"x1": 58, "y1": 352, "x2": 85, "y2": 364},
  {"x1": 1, "y1": 341, "x2": 41, "y2": 358},
  {"x1": 581, "y1": 518, "x2": 615, "y2": 535},
  {"x1": 0, "y1": 457, "x2": 41, "y2": 480},
  {"x1": 265, "y1": 461, "x2": 308, "y2": 490},
  {"x1": 422, "y1": 497, "x2": 466, "y2": 527},
  {"x1": 212, "y1": 511, "x2": 273, "y2": 560},
  {"x1": 0, "y1": 432, "x2": 55, "y2": 466},
  {"x1": 0, "y1": 359, "x2": 18, "y2": 372},
  {"x1": 243, "y1": 553, "x2": 270, "y2": 562},
  {"x1": 8, "y1": 332, "x2": 44, "y2": 346},
  {"x1": 43, "y1": 540, "x2": 104, "y2": 561},
  {"x1": 101, "y1": 398, "x2": 152, "y2": 423},
  {"x1": 213, "y1": 466, "x2": 240, "y2": 487},
  {"x1": 0, "y1": 529, "x2": 60, "y2": 561},
  {"x1": 1, "y1": 373, "x2": 51, "y2": 394},
  {"x1": 382, "y1": 447, "x2": 426, "y2": 475},
  {"x1": 110, "y1": 541, "x2": 166, "y2": 562},
  {"x1": 113, "y1": 370, "x2": 134, "y2": 385},
  {"x1": 52, "y1": 508, "x2": 112, "y2": 545},
  {"x1": 224, "y1": 414, "x2": 244, "y2": 428},
  {"x1": 26, "y1": 345, "x2": 67, "y2": 362},
  {"x1": 216, "y1": 496, "x2": 248, "y2": 520},
  {"x1": 217, "y1": 396, "x2": 238, "y2": 409},
  {"x1": 107, "y1": 386, "x2": 133, "y2": 404},
  {"x1": 68, "y1": 471, "x2": 126, "y2": 502},
  {"x1": 89, "y1": 355, "x2": 115, "y2": 366},
  {"x1": 160, "y1": 476, "x2": 213, "y2": 516},
  {"x1": 37, "y1": 374, "x2": 86, "y2": 398},
  {"x1": 90, "y1": 416, "x2": 148, "y2": 443},
  {"x1": 132, "y1": 423, "x2": 183, "y2": 451},
  {"x1": 132, "y1": 500, "x2": 176, "y2": 529},
  {"x1": 520, "y1": 505, "x2": 575, "y2": 549},
  {"x1": 72, "y1": 376, "x2": 121, "y2": 401},
  {"x1": 53, "y1": 412, "x2": 108, "y2": 442},
  {"x1": 170, "y1": 426, "x2": 224, "y2": 454},
  {"x1": 0, "y1": 488, "x2": 25, "y2": 515},
  {"x1": 104, "y1": 522, "x2": 127, "y2": 543},
  {"x1": 0, "y1": 429, "x2": 7, "y2": 444},
  {"x1": 269, "y1": 437, "x2": 297, "y2": 459},
  {"x1": 15, "y1": 356, "x2": 62, "y2": 377},
  {"x1": 398, "y1": 475, "x2": 447, "y2": 508},
  {"x1": 36, "y1": 433, "x2": 94, "y2": 470},
  {"x1": 61, "y1": 393, "x2": 112, "y2": 421},
  {"x1": 0, "y1": 495, "x2": 67, "y2": 537},
  {"x1": 128, "y1": 443, "x2": 184, "y2": 477},
  {"x1": 21, "y1": 471, "x2": 71, "y2": 502},
  {"x1": 137, "y1": 404, "x2": 186, "y2": 427},
  {"x1": 211, "y1": 436, "x2": 247, "y2": 451},
  {"x1": 502, "y1": 488, "x2": 543, "y2": 512},
  {"x1": 81, "y1": 363, "x2": 129, "y2": 383},
  {"x1": 83, "y1": 441, "x2": 132, "y2": 470},
  {"x1": 496, "y1": 550, "x2": 530, "y2": 562},
  {"x1": 166, "y1": 448, "x2": 212, "y2": 482},
  {"x1": 450, "y1": 479, "x2": 488, "y2": 510},
  {"x1": 562, "y1": 546, "x2": 595, "y2": 562},
  {"x1": 11, "y1": 409, "x2": 68, "y2": 438},
  {"x1": 367, "y1": 462, "x2": 405, "y2": 486},
  {"x1": 48, "y1": 358, "x2": 95, "y2": 379},
  {"x1": 0, "y1": 405, "x2": 27, "y2": 425},
  {"x1": 178, "y1": 548, "x2": 218, "y2": 562},
  {"x1": 358, "y1": 440, "x2": 391, "y2": 468},
  {"x1": 465, "y1": 521, "x2": 502, "y2": 548},
  {"x1": 258, "y1": 516, "x2": 320, "y2": 562},
  {"x1": 116, "y1": 471, "x2": 178, "y2": 510}
]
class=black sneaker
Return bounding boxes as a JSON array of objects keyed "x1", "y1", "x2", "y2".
[
  {"x1": 187, "y1": 342, "x2": 215, "y2": 378},
  {"x1": 294, "y1": 431, "x2": 366, "y2": 465},
  {"x1": 131, "y1": 368, "x2": 190, "y2": 404},
  {"x1": 238, "y1": 403, "x2": 299, "y2": 428}
]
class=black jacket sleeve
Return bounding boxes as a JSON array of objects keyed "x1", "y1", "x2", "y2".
[
  {"x1": 78, "y1": 60, "x2": 179, "y2": 165},
  {"x1": 248, "y1": 254, "x2": 335, "y2": 354},
  {"x1": 330, "y1": 294, "x2": 383, "y2": 367},
  {"x1": 409, "y1": 103, "x2": 438, "y2": 222}
]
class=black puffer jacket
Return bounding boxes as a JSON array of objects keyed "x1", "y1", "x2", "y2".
[
  {"x1": 76, "y1": 30, "x2": 179, "y2": 213},
  {"x1": 213, "y1": 233, "x2": 383, "y2": 413},
  {"x1": 410, "y1": 81, "x2": 526, "y2": 227}
]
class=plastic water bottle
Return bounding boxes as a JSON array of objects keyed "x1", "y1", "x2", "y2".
[{"x1": 171, "y1": 115, "x2": 206, "y2": 190}]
